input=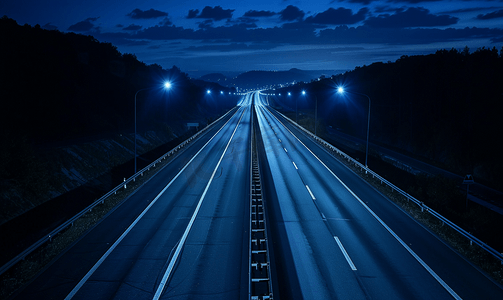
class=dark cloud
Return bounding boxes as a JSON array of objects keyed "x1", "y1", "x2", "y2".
[
  {"x1": 159, "y1": 17, "x2": 173, "y2": 26},
  {"x1": 198, "y1": 20, "x2": 214, "y2": 29},
  {"x1": 364, "y1": 7, "x2": 459, "y2": 28},
  {"x1": 226, "y1": 17, "x2": 259, "y2": 28},
  {"x1": 68, "y1": 17, "x2": 99, "y2": 32},
  {"x1": 243, "y1": 10, "x2": 277, "y2": 18},
  {"x1": 188, "y1": 6, "x2": 235, "y2": 21},
  {"x1": 97, "y1": 10, "x2": 502, "y2": 52},
  {"x1": 280, "y1": 5, "x2": 305, "y2": 22},
  {"x1": 318, "y1": 25, "x2": 503, "y2": 45},
  {"x1": 477, "y1": 9, "x2": 503, "y2": 20},
  {"x1": 440, "y1": 7, "x2": 495, "y2": 14},
  {"x1": 332, "y1": 0, "x2": 374, "y2": 4},
  {"x1": 42, "y1": 23, "x2": 58, "y2": 30},
  {"x1": 127, "y1": 8, "x2": 168, "y2": 19},
  {"x1": 184, "y1": 43, "x2": 277, "y2": 52},
  {"x1": 305, "y1": 7, "x2": 369, "y2": 25},
  {"x1": 187, "y1": 9, "x2": 199, "y2": 19},
  {"x1": 123, "y1": 24, "x2": 142, "y2": 31}
]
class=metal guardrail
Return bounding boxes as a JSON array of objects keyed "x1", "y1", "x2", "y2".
[
  {"x1": 272, "y1": 107, "x2": 503, "y2": 265},
  {"x1": 0, "y1": 107, "x2": 237, "y2": 277}
]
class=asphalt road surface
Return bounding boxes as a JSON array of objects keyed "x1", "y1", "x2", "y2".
[{"x1": 11, "y1": 92, "x2": 503, "y2": 299}]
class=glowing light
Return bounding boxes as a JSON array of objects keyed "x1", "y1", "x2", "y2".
[
  {"x1": 302, "y1": 90, "x2": 306, "y2": 95},
  {"x1": 164, "y1": 82, "x2": 172, "y2": 89},
  {"x1": 207, "y1": 90, "x2": 211, "y2": 94},
  {"x1": 337, "y1": 87, "x2": 344, "y2": 94}
]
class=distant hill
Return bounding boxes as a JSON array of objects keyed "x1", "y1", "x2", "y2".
[{"x1": 199, "y1": 68, "x2": 346, "y2": 89}]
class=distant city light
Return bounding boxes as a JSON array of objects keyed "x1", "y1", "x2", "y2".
[
  {"x1": 207, "y1": 90, "x2": 211, "y2": 94},
  {"x1": 302, "y1": 90, "x2": 306, "y2": 95}
]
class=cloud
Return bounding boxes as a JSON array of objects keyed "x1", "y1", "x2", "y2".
[
  {"x1": 477, "y1": 9, "x2": 503, "y2": 20},
  {"x1": 127, "y1": 8, "x2": 168, "y2": 19},
  {"x1": 42, "y1": 23, "x2": 58, "y2": 30},
  {"x1": 332, "y1": 0, "x2": 374, "y2": 4},
  {"x1": 187, "y1": 9, "x2": 199, "y2": 19},
  {"x1": 386, "y1": 0, "x2": 443, "y2": 3},
  {"x1": 318, "y1": 25, "x2": 503, "y2": 45},
  {"x1": 184, "y1": 43, "x2": 277, "y2": 52},
  {"x1": 243, "y1": 10, "x2": 277, "y2": 18},
  {"x1": 364, "y1": 7, "x2": 459, "y2": 28},
  {"x1": 187, "y1": 6, "x2": 235, "y2": 21},
  {"x1": 159, "y1": 17, "x2": 173, "y2": 26},
  {"x1": 68, "y1": 17, "x2": 99, "y2": 32},
  {"x1": 280, "y1": 5, "x2": 305, "y2": 22},
  {"x1": 198, "y1": 20, "x2": 214, "y2": 29},
  {"x1": 305, "y1": 7, "x2": 369, "y2": 25},
  {"x1": 123, "y1": 24, "x2": 142, "y2": 31}
]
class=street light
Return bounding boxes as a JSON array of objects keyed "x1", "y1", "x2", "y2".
[
  {"x1": 337, "y1": 86, "x2": 371, "y2": 169},
  {"x1": 134, "y1": 82, "x2": 172, "y2": 174}
]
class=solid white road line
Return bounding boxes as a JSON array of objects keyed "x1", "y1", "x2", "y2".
[
  {"x1": 334, "y1": 236, "x2": 357, "y2": 271},
  {"x1": 292, "y1": 161, "x2": 298, "y2": 170},
  {"x1": 153, "y1": 107, "x2": 247, "y2": 300}
]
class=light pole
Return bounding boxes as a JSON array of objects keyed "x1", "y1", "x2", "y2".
[
  {"x1": 337, "y1": 87, "x2": 371, "y2": 169},
  {"x1": 302, "y1": 90, "x2": 318, "y2": 136},
  {"x1": 134, "y1": 82, "x2": 172, "y2": 174}
]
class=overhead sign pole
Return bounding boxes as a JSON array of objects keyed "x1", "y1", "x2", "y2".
[{"x1": 462, "y1": 174, "x2": 474, "y2": 209}]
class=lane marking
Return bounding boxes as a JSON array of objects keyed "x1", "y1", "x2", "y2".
[
  {"x1": 334, "y1": 236, "x2": 357, "y2": 271},
  {"x1": 262, "y1": 106, "x2": 462, "y2": 300},
  {"x1": 64, "y1": 107, "x2": 244, "y2": 300},
  {"x1": 284, "y1": 147, "x2": 288, "y2": 153},
  {"x1": 153, "y1": 106, "x2": 247, "y2": 299},
  {"x1": 292, "y1": 161, "x2": 298, "y2": 170},
  {"x1": 305, "y1": 185, "x2": 316, "y2": 200}
]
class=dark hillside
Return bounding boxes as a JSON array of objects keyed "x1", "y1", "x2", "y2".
[
  {"x1": 271, "y1": 47, "x2": 503, "y2": 190},
  {"x1": 0, "y1": 16, "x2": 237, "y2": 224}
]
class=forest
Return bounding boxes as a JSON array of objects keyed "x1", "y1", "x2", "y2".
[
  {"x1": 0, "y1": 16, "x2": 237, "y2": 219},
  {"x1": 273, "y1": 46, "x2": 503, "y2": 190}
]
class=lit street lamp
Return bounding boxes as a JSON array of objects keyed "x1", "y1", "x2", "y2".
[
  {"x1": 134, "y1": 81, "x2": 172, "y2": 174},
  {"x1": 337, "y1": 87, "x2": 371, "y2": 169}
]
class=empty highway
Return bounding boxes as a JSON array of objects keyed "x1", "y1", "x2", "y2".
[{"x1": 11, "y1": 92, "x2": 503, "y2": 300}]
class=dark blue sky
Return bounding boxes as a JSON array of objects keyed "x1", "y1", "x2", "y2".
[{"x1": 2, "y1": 0, "x2": 503, "y2": 75}]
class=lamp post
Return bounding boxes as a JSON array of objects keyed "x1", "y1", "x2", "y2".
[
  {"x1": 134, "y1": 82, "x2": 172, "y2": 174},
  {"x1": 302, "y1": 90, "x2": 318, "y2": 136},
  {"x1": 337, "y1": 87, "x2": 371, "y2": 169}
]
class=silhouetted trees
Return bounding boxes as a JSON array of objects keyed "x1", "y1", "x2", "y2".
[
  {"x1": 0, "y1": 16, "x2": 235, "y2": 144},
  {"x1": 273, "y1": 46, "x2": 503, "y2": 189}
]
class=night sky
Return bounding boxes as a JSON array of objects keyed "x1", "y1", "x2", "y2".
[{"x1": 2, "y1": 0, "x2": 503, "y2": 76}]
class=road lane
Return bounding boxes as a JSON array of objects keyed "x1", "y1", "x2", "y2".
[
  {"x1": 255, "y1": 98, "x2": 367, "y2": 299},
  {"x1": 161, "y1": 104, "x2": 252, "y2": 299}
]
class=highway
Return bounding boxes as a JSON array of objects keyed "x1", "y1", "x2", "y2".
[{"x1": 11, "y1": 92, "x2": 503, "y2": 299}]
